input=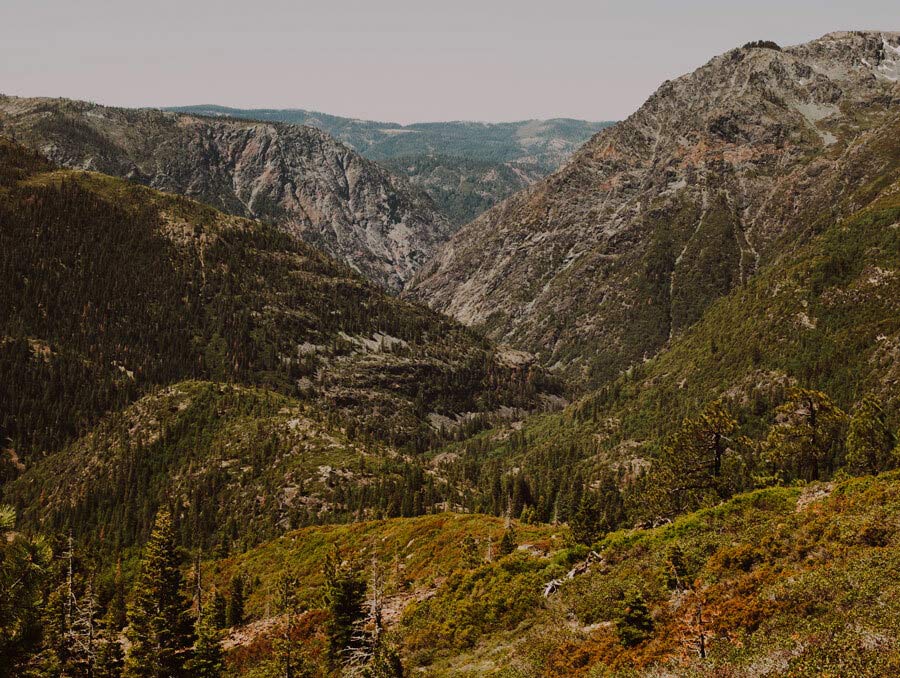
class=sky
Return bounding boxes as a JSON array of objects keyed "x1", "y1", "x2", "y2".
[{"x1": 1, "y1": 0, "x2": 897, "y2": 124}]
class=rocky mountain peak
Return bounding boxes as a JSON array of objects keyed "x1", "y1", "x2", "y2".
[
  {"x1": 410, "y1": 31, "x2": 900, "y2": 388},
  {"x1": 0, "y1": 95, "x2": 452, "y2": 290}
]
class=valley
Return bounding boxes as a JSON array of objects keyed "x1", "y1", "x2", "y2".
[{"x1": 1, "y1": 26, "x2": 899, "y2": 678}]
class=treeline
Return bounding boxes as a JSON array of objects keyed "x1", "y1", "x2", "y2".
[
  {"x1": 0, "y1": 508, "x2": 404, "y2": 678},
  {"x1": 447, "y1": 387, "x2": 899, "y2": 545}
]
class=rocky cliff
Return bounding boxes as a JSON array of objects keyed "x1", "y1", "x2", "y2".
[
  {"x1": 0, "y1": 96, "x2": 451, "y2": 290},
  {"x1": 411, "y1": 31, "x2": 900, "y2": 387}
]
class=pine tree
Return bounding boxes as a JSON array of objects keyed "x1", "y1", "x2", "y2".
[
  {"x1": 322, "y1": 548, "x2": 366, "y2": 668},
  {"x1": 846, "y1": 395, "x2": 897, "y2": 475},
  {"x1": 94, "y1": 610, "x2": 125, "y2": 678},
  {"x1": 653, "y1": 400, "x2": 747, "y2": 516},
  {"x1": 498, "y1": 525, "x2": 517, "y2": 557},
  {"x1": 124, "y1": 510, "x2": 193, "y2": 678},
  {"x1": 210, "y1": 590, "x2": 227, "y2": 630},
  {"x1": 186, "y1": 604, "x2": 223, "y2": 678},
  {"x1": 764, "y1": 388, "x2": 847, "y2": 482},
  {"x1": 0, "y1": 504, "x2": 52, "y2": 677},
  {"x1": 225, "y1": 574, "x2": 245, "y2": 628},
  {"x1": 617, "y1": 590, "x2": 653, "y2": 647},
  {"x1": 108, "y1": 560, "x2": 128, "y2": 631}
]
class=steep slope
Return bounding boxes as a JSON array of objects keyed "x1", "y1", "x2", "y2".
[
  {"x1": 0, "y1": 140, "x2": 556, "y2": 465},
  {"x1": 401, "y1": 475, "x2": 900, "y2": 676},
  {"x1": 412, "y1": 114, "x2": 900, "y2": 532},
  {"x1": 0, "y1": 96, "x2": 451, "y2": 290},
  {"x1": 169, "y1": 105, "x2": 613, "y2": 227},
  {"x1": 135, "y1": 474, "x2": 900, "y2": 677},
  {"x1": 412, "y1": 31, "x2": 900, "y2": 387}
]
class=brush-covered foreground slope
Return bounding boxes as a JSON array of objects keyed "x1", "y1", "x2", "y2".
[
  {"x1": 399, "y1": 474, "x2": 900, "y2": 676},
  {"x1": 0, "y1": 140, "x2": 555, "y2": 466},
  {"x1": 418, "y1": 114, "x2": 900, "y2": 524},
  {"x1": 0, "y1": 96, "x2": 451, "y2": 289},
  {"x1": 212, "y1": 513, "x2": 562, "y2": 619},
  {"x1": 167, "y1": 474, "x2": 900, "y2": 676},
  {"x1": 413, "y1": 31, "x2": 900, "y2": 388}
]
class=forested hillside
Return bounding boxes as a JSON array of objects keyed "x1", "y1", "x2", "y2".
[
  {"x1": 0, "y1": 139, "x2": 557, "y2": 469},
  {"x1": 0, "y1": 96, "x2": 454, "y2": 290}
]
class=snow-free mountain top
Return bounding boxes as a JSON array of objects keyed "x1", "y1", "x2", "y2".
[
  {"x1": 0, "y1": 95, "x2": 452, "y2": 290},
  {"x1": 411, "y1": 30, "x2": 900, "y2": 388},
  {"x1": 166, "y1": 105, "x2": 615, "y2": 226},
  {"x1": 164, "y1": 105, "x2": 612, "y2": 167}
]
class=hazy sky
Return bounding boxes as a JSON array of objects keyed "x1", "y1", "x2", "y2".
[{"x1": 1, "y1": 0, "x2": 896, "y2": 123}]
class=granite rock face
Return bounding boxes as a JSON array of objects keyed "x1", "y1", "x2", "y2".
[
  {"x1": 0, "y1": 96, "x2": 451, "y2": 290},
  {"x1": 411, "y1": 31, "x2": 900, "y2": 387}
]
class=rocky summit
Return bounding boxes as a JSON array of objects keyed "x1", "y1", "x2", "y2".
[
  {"x1": 411, "y1": 31, "x2": 900, "y2": 388},
  {"x1": 0, "y1": 96, "x2": 451, "y2": 290}
]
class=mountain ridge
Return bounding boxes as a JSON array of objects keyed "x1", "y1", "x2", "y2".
[
  {"x1": 411, "y1": 30, "x2": 900, "y2": 388},
  {"x1": 166, "y1": 104, "x2": 614, "y2": 226},
  {"x1": 0, "y1": 95, "x2": 451, "y2": 290}
]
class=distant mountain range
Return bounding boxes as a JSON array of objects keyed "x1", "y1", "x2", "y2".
[{"x1": 167, "y1": 105, "x2": 614, "y2": 225}]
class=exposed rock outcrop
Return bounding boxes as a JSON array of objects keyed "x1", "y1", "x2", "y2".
[
  {"x1": 411, "y1": 31, "x2": 900, "y2": 387},
  {"x1": 0, "y1": 96, "x2": 451, "y2": 289}
]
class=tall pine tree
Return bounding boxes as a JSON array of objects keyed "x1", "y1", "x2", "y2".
[
  {"x1": 323, "y1": 548, "x2": 366, "y2": 668},
  {"x1": 124, "y1": 510, "x2": 193, "y2": 678},
  {"x1": 186, "y1": 603, "x2": 223, "y2": 678}
]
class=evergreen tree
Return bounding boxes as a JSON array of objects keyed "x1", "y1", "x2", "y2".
[
  {"x1": 108, "y1": 560, "x2": 128, "y2": 631},
  {"x1": 617, "y1": 590, "x2": 653, "y2": 647},
  {"x1": 846, "y1": 395, "x2": 897, "y2": 475},
  {"x1": 124, "y1": 510, "x2": 193, "y2": 678},
  {"x1": 94, "y1": 611, "x2": 125, "y2": 678},
  {"x1": 569, "y1": 474, "x2": 624, "y2": 545},
  {"x1": 210, "y1": 590, "x2": 228, "y2": 630},
  {"x1": 650, "y1": 400, "x2": 747, "y2": 517},
  {"x1": 764, "y1": 389, "x2": 847, "y2": 482},
  {"x1": 0, "y1": 505, "x2": 51, "y2": 677},
  {"x1": 225, "y1": 575, "x2": 245, "y2": 628},
  {"x1": 186, "y1": 604, "x2": 223, "y2": 678},
  {"x1": 322, "y1": 548, "x2": 366, "y2": 668},
  {"x1": 498, "y1": 525, "x2": 517, "y2": 557}
]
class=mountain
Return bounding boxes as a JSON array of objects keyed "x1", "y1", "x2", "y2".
[
  {"x1": 427, "y1": 126, "x2": 900, "y2": 526},
  {"x1": 411, "y1": 31, "x2": 900, "y2": 388},
  {"x1": 167, "y1": 105, "x2": 613, "y2": 225},
  {"x1": 5, "y1": 30, "x2": 900, "y2": 678},
  {"x1": 165, "y1": 106, "x2": 611, "y2": 168},
  {"x1": 0, "y1": 95, "x2": 452, "y2": 290},
  {"x1": 0, "y1": 139, "x2": 557, "y2": 470}
]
